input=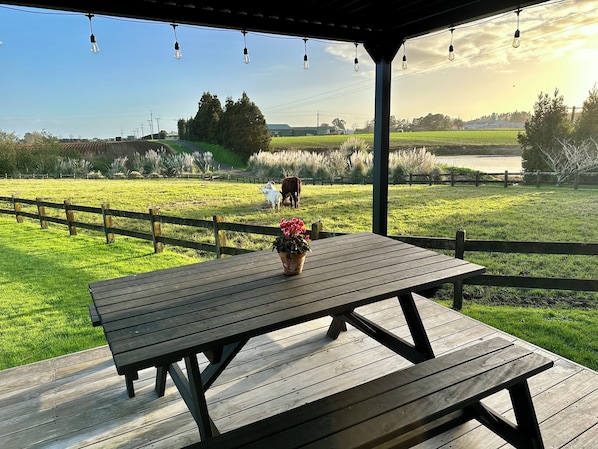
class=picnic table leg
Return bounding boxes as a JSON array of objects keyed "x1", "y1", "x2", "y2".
[
  {"x1": 398, "y1": 293, "x2": 435, "y2": 360},
  {"x1": 169, "y1": 356, "x2": 219, "y2": 440},
  {"x1": 509, "y1": 381, "x2": 545, "y2": 449},
  {"x1": 125, "y1": 372, "x2": 138, "y2": 398},
  {"x1": 327, "y1": 315, "x2": 348, "y2": 339},
  {"x1": 155, "y1": 366, "x2": 168, "y2": 396}
]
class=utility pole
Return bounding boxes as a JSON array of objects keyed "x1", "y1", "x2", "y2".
[
  {"x1": 140, "y1": 124, "x2": 144, "y2": 139},
  {"x1": 156, "y1": 117, "x2": 161, "y2": 139},
  {"x1": 148, "y1": 120, "x2": 153, "y2": 139},
  {"x1": 149, "y1": 111, "x2": 155, "y2": 139}
]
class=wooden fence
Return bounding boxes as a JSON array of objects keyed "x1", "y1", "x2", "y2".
[
  {"x1": 4, "y1": 170, "x2": 598, "y2": 188},
  {"x1": 1, "y1": 195, "x2": 597, "y2": 310}
]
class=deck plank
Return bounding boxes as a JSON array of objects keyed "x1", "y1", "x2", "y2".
[{"x1": 1, "y1": 296, "x2": 596, "y2": 449}]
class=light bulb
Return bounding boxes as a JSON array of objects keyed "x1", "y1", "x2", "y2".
[
  {"x1": 512, "y1": 29, "x2": 521, "y2": 48},
  {"x1": 174, "y1": 42, "x2": 182, "y2": 59},
  {"x1": 87, "y1": 14, "x2": 99, "y2": 54},
  {"x1": 354, "y1": 57, "x2": 359, "y2": 72},
  {"x1": 402, "y1": 54, "x2": 407, "y2": 69},
  {"x1": 90, "y1": 34, "x2": 99, "y2": 54},
  {"x1": 242, "y1": 30, "x2": 250, "y2": 64},
  {"x1": 303, "y1": 38, "x2": 309, "y2": 70},
  {"x1": 448, "y1": 44, "x2": 455, "y2": 61}
]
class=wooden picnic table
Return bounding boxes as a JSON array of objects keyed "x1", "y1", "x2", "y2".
[{"x1": 88, "y1": 232, "x2": 486, "y2": 441}]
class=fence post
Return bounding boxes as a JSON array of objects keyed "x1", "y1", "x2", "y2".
[
  {"x1": 475, "y1": 172, "x2": 480, "y2": 187},
  {"x1": 149, "y1": 207, "x2": 163, "y2": 253},
  {"x1": 504, "y1": 170, "x2": 509, "y2": 188},
  {"x1": 102, "y1": 203, "x2": 115, "y2": 244},
  {"x1": 536, "y1": 170, "x2": 540, "y2": 188},
  {"x1": 574, "y1": 173, "x2": 579, "y2": 190},
  {"x1": 311, "y1": 221, "x2": 323, "y2": 240},
  {"x1": 63, "y1": 198, "x2": 77, "y2": 235},
  {"x1": 409, "y1": 173, "x2": 413, "y2": 186},
  {"x1": 453, "y1": 228, "x2": 466, "y2": 310},
  {"x1": 36, "y1": 197, "x2": 48, "y2": 229},
  {"x1": 450, "y1": 172, "x2": 455, "y2": 187},
  {"x1": 213, "y1": 215, "x2": 227, "y2": 258},
  {"x1": 12, "y1": 195, "x2": 23, "y2": 223}
]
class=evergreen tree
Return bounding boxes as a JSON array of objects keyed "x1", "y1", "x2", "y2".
[
  {"x1": 518, "y1": 89, "x2": 571, "y2": 172},
  {"x1": 574, "y1": 85, "x2": 598, "y2": 143},
  {"x1": 190, "y1": 92, "x2": 222, "y2": 142},
  {"x1": 218, "y1": 92, "x2": 271, "y2": 162}
]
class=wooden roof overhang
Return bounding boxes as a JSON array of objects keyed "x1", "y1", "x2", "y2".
[{"x1": 2, "y1": 1, "x2": 550, "y2": 234}]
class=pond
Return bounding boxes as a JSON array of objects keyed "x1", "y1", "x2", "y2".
[{"x1": 436, "y1": 155, "x2": 522, "y2": 173}]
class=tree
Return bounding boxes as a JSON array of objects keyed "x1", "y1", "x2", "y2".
[
  {"x1": 189, "y1": 92, "x2": 222, "y2": 142},
  {"x1": 331, "y1": 118, "x2": 346, "y2": 130},
  {"x1": 574, "y1": 84, "x2": 598, "y2": 143},
  {"x1": 218, "y1": 92, "x2": 271, "y2": 162},
  {"x1": 539, "y1": 138, "x2": 598, "y2": 185},
  {"x1": 0, "y1": 130, "x2": 19, "y2": 175},
  {"x1": 518, "y1": 89, "x2": 571, "y2": 172}
]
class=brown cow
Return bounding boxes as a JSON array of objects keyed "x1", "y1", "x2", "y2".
[{"x1": 281, "y1": 176, "x2": 302, "y2": 208}]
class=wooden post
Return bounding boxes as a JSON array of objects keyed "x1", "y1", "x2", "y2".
[
  {"x1": 453, "y1": 228, "x2": 466, "y2": 310},
  {"x1": 213, "y1": 215, "x2": 227, "y2": 258},
  {"x1": 311, "y1": 221, "x2": 323, "y2": 240},
  {"x1": 408, "y1": 173, "x2": 412, "y2": 186},
  {"x1": 149, "y1": 207, "x2": 163, "y2": 253},
  {"x1": 536, "y1": 170, "x2": 540, "y2": 188},
  {"x1": 64, "y1": 199, "x2": 77, "y2": 235},
  {"x1": 574, "y1": 173, "x2": 579, "y2": 190},
  {"x1": 450, "y1": 172, "x2": 455, "y2": 187},
  {"x1": 12, "y1": 195, "x2": 23, "y2": 223},
  {"x1": 102, "y1": 203, "x2": 115, "y2": 244},
  {"x1": 36, "y1": 197, "x2": 48, "y2": 229},
  {"x1": 504, "y1": 170, "x2": 509, "y2": 188},
  {"x1": 475, "y1": 172, "x2": 480, "y2": 187}
]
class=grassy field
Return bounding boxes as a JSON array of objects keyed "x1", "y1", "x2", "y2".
[
  {"x1": 0, "y1": 178, "x2": 596, "y2": 371},
  {"x1": 270, "y1": 129, "x2": 521, "y2": 151}
]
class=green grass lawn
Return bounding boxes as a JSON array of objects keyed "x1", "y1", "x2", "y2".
[
  {"x1": 0, "y1": 178, "x2": 596, "y2": 371},
  {"x1": 270, "y1": 129, "x2": 521, "y2": 150}
]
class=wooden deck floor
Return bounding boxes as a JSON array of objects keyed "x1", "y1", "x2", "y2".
[{"x1": 2, "y1": 296, "x2": 597, "y2": 449}]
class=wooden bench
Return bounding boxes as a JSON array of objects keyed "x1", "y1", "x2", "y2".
[{"x1": 186, "y1": 337, "x2": 552, "y2": 449}]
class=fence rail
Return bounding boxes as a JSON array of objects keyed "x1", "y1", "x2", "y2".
[
  {"x1": 4, "y1": 170, "x2": 598, "y2": 188},
  {"x1": 1, "y1": 195, "x2": 596, "y2": 309}
]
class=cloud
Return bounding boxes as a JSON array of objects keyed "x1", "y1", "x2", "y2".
[{"x1": 324, "y1": 0, "x2": 598, "y2": 77}]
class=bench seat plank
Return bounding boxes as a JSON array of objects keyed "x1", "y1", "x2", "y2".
[{"x1": 189, "y1": 337, "x2": 552, "y2": 449}]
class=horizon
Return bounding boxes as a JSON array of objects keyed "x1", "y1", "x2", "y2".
[{"x1": 1, "y1": 0, "x2": 597, "y2": 140}]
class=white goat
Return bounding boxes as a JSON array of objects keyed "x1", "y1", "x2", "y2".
[{"x1": 260, "y1": 181, "x2": 282, "y2": 210}]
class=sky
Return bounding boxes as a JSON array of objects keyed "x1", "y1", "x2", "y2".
[{"x1": 0, "y1": 0, "x2": 597, "y2": 140}]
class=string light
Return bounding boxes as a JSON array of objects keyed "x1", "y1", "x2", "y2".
[
  {"x1": 86, "y1": 13, "x2": 99, "y2": 54},
  {"x1": 303, "y1": 38, "x2": 309, "y2": 70},
  {"x1": 171, "y1": 23, "x2": 181, "y2": 59},
  {"x1": 402, "y1": 40, "x2": 408, "y2": 69},
  {"x1": 243, "y1": 30, "x2": 250, "y2": 64},
  {"x1": 354, "y1": 43, "x2": 359, "y2": 72},
  {"x1": 448, "y1": 27, "x2": 455, "y2": 61},
  {"x1": 513, "y1": 9, "x2": 522, "y2": 48}
]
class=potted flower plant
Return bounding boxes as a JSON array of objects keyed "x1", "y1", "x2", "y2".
[{"x1": 272, "y1": 218, "x2": 311, "y2": 275}]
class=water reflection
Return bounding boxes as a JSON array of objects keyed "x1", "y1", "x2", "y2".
[{"x1": 436, "y1": 155, "x2": 522, "y2": 173}]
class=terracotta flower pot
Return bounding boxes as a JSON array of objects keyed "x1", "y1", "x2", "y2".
[{"x1": 278, "y1": 252, "x2": 307, "y2": 275}]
